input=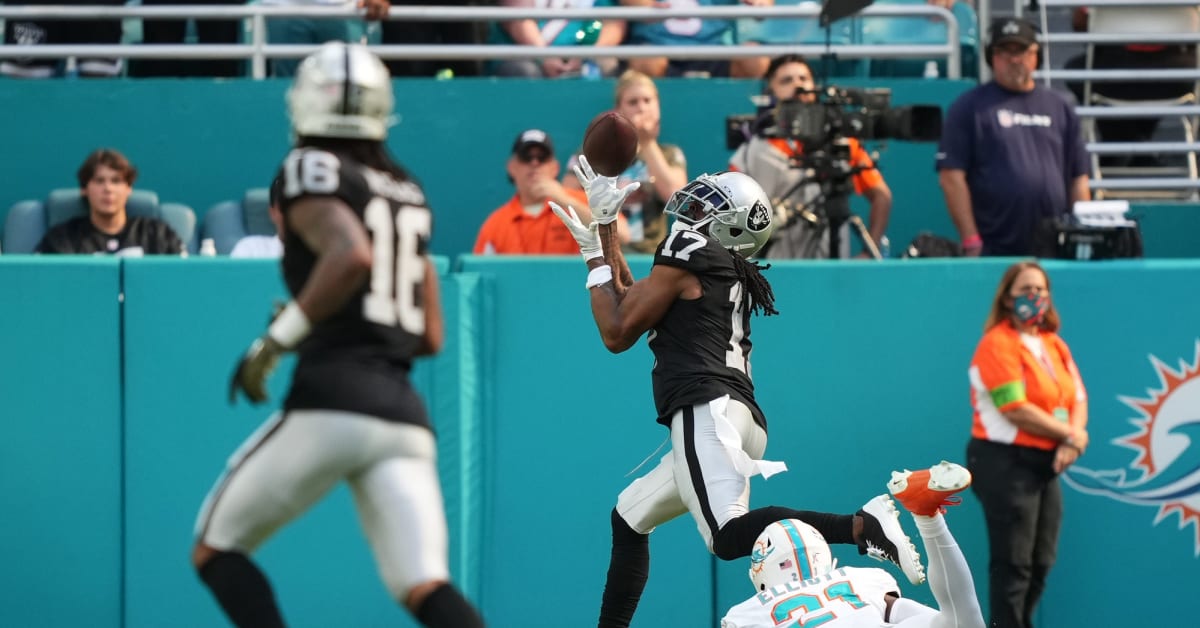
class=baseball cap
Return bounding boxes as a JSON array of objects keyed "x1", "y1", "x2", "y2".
[
  {"x1": 511, "y1": 129, "x2": 554, "y2": 157},
  {"x1": 989, "y1": 17, "x2": 1038, "y2": 48}
]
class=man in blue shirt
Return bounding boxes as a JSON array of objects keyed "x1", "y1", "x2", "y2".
[{"x1": 936, "y1": 17, "x2": 1090, "y2": 256}]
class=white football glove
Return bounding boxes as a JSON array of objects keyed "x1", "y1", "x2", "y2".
[
  {"x1": 574, "y1": 155, "x2": 640, "y2": 225},
  {"x1": 549, "y1": 201, "x2": 602, "y2": 261}
]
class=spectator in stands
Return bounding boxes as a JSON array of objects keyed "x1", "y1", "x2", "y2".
[
  {"x1": 729, "y1": 54, "x2": 892, "y2": 258},
  {"x1": 1063, "y1": 6, "x2": 1197, "y2": 165},
  {"x1": 937, "y1": 17, "x2": 1090, "y2": 257},
  {"x1": 263, "y1": 0, "x2": 390, "y2": 77},
  {"x1": 230, "y1": 175, "x2": 285, "y2": 259},
  {"x1": 128, "y1": 0, "x2": 243, "y2": 78},
  {"x1": 620, "y1": 0, "x2": 776, "y2": 79},
  {"x1": 488, "y1": 0, "x2": 625, "y2": 78},
  {"x1": 382, "y1": 1, "x2": 486, "y2": 77},
  {"x1": 37, "y1": 149, "x2": 184, "y2": 255},
  {"x1": 564, "y1": 70, "x2": 686, "y2": 253},
  {"x1": 475, "y1": 129, "x2": 624, "y2": 254},
  {"x1": 1, "y1": 0, "x2": 124, "y2": 78}
]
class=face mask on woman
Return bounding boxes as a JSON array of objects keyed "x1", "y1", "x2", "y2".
[{"x1": 1013, "y1": 293, "x2": 1049, "y2": 326}]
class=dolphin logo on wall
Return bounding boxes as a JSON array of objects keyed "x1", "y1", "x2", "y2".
[{"x1": 1064, "y1": 340, "x2": 1200, "y2": 556}]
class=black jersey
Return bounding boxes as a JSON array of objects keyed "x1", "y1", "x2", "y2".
[
  {"x1": 36, "y1": 215, "x2": 183, "y2": 255},
  {"x1": 648, "y1": 226, "x2": 765, "y2": 430},
  {"x1": 277, "y1": 147, "x2": 434, "y2": 426}
]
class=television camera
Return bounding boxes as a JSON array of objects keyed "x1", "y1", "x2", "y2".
[{"x1": 725, "y1": 86, "x2": 942, "y2": 259}]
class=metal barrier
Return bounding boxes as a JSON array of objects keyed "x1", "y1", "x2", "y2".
[
  {"x1": 1026, "y1": 0, "x2": 1200, "y2": 198},
  {"x1": 0, "y1": 4, "x2": 961, "y2": 80}
]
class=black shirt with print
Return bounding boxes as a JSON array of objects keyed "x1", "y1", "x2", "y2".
[{"x1": 35, "y1": 216, "x2": 184, "y2": 255}]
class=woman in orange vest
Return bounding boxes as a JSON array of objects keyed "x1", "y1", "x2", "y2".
[{"x1": 966, "y1": 260, "x2": 1088, "y2": 628}]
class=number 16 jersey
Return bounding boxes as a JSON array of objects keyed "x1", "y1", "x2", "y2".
[{"x1": 277, "y1": 146, "x2": 434, "y2": 427}]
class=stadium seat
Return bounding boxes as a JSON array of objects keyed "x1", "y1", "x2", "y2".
[
  {"x1": 2, "y1": 188, "x2": 198, "y2": 254},
  {"x1": 200, "y1": 188, "x2": 273, "y2": 255},
  {"x1": 737, "y1": 0, "x2": 865, "y2": 78}
]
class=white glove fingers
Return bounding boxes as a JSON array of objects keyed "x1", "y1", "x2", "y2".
[
  {"x1": 619, "y1": 181, "x2": 641, "y2": 203},
  {"x1": 577, "y1": 155, "x2": 597, "y2": 181},
  {"x1": 549, "y1": 201, "x2": 580, "y2": 225}
]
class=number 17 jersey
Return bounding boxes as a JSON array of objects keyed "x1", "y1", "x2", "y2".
[
  {"x1": 277, "y1": 146, "x2": 434, "y2": 427},
  {"x1": 649, "y1": 225, "x2": 765, "y2": 430}
]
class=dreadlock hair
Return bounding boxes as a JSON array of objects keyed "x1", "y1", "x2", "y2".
[{"x1": 731, "y1": 254, "x2": 778, "y2": 316}]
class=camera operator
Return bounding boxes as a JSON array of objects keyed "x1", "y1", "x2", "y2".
[{"x1": 729, "y1": 54, "x2": 893, "y2": 259}]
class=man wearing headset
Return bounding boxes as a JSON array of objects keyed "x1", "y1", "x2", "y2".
[{"x1": 937, "y1": 17, "x2": 1090, "y2": 257}]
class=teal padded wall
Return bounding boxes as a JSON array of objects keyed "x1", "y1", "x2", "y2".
[
  {"x1": 0, "y1": 257, "x2": 122, "y2": 628},
  {"x1": 4, "y1": 257, "x2": 1200, "y2": 628},
  {"x1": 456, "y1": 255, "x2": 718, "y2": 627},
  {"x1": 119, "y1": 258, "x2": 480, "y2": 628}
]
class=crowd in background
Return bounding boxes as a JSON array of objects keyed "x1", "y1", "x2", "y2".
[
  {"x1": 1, "y1": 1, "x2": 1193, "y2": 262},
  {"x1": 1, "y1": 0, "x2": 978, "y2": 79}
]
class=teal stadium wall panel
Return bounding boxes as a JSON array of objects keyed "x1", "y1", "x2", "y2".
[
  {"x1": 119, "y1": 258, "x2": 475, "y2": 628},
  {"x1": 5, "y1": 257, "x2": 1200, "y2": 628},
  {"x1": 458, "y1": 255, "x2": 718, "y2": 627},
  {"x1": 0, "y1": 258, "x2": 122, "y2": 628}
]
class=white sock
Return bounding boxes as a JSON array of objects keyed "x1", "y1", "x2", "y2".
[{"x1": 912, "y1": 514, "x2": 985, "y2": 628}]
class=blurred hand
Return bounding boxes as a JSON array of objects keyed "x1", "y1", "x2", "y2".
[
  {"x1": 630, "y1": 111, "x2": 660, "y2": 148},
  {"x1": 926, "y1": 0, "x2": 956, "y2": 9},
  {"x1": 229, "y1": 335, "x2": 284, "y2": 405},
  {"x1": 358, "y1": 0, "x2": 389, "y2": 21},
  {"x1": 528, "y1": 176, "x2": 566, "y2": 204},
  {"x1": 741, "y1": 0, "x2": 774, "y2": 6},
  {"x1": 1053, "y1": 444, "x2": 1080, "y2": 474},
  {"x1": 963, "y1": 246, "x2": 982, "y2": 257},
  {"x1": 541, "y1": 57, "x2": 581, "y2": 78}
]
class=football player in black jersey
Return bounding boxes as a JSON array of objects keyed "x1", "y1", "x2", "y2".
[
  {"x1": 552, "y1": 161, "x2": 925, "y2": 628},
  {"x1": 192, "y1": 43, "x2": 483, "y2": 628}
]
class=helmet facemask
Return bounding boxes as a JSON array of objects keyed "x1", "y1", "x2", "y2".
[{"x1": 665, "y1": 172, "x2": 774, "y2": 258}]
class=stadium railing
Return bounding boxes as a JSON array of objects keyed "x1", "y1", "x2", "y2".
[
  {"x1": 1035, "y1": 0, "x2": 1200, "y2": 198},
  {"x1": 0, "y1": 3, "x2": 961, "y2": 80}
]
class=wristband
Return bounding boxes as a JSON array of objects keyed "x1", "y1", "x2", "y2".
[
  {"x1": 962, "y1": 234, "x2": 983, "y2": 250},
  {"x1": 586, "y1": 264, "x2": 613, "y2": 289},
  {"x1": 267, "y1": 301, "x2": 312, "y2": 349}
]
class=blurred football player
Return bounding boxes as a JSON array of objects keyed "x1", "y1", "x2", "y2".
[
  {"x1": 192, "y1": 42, "x2": 484, "y2": 628},
  {"x1": 551, "y1": 163, "x2": 924, "y2": 627},
  {"x1": 722, "y1": 461, "x2": 984, "y2": 628}
]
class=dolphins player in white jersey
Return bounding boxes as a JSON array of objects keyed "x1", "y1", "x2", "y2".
[{"x1": 723, "y1": 461, "x2": 985, "y2": 628}]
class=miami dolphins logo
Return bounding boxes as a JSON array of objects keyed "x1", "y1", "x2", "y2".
[{"x1": 1064, "y1": 341, "x2": 1200, "y2": 556}]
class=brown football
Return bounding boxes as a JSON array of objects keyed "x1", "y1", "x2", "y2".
[{"x1": 581, "y1": 111, "x2": 639, "y2": 177}]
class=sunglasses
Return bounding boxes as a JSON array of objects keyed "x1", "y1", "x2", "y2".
[{"x1": 517, "y1": 150, "x2": 552, "y2": 164}]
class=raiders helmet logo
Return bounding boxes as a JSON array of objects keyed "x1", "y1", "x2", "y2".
[{"x1": 747, "y1": 201, "x2": 771, "y2": 231}]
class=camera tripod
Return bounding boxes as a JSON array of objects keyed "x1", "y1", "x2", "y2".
[{"x1": 765, "y1": 151, "x2": 884, "y2": 260}]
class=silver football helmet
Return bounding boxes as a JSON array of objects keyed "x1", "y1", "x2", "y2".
[
  {"x1": 663, "y1": 171, "x2": 774, "y2": 258},
  {"x1": 287, "y1": 42, "x2": 394, "y2": 141},
  {"x1": 748, "y1": 519, "x2": 835, "y2": 591}
]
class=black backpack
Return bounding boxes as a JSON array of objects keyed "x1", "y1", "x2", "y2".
[{"x1": 902, "y1": 232, "x2": 963, "y2": 258}]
